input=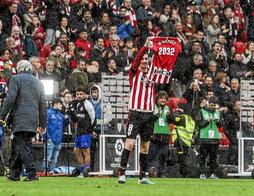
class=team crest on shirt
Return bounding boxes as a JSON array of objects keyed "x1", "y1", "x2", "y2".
[{"x1": 141, "y1": 76, "x2": 152, "y2": 84}]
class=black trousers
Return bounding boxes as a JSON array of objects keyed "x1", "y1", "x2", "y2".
[
  {"x1": 228, "y1": 141, "x2": 238, "y2": 165},
  {"x1": 175, "y1": 143, "x2": 189, "y2": 177},
  {"x1": 90, "y1": 136, "x2": 99, "y2": 172},
  {"x1": 10, "y1": 132, "x2": 36, "y2": 178},
  {"x1": 199, "y1": 142, "x2": 220, "y2": 174}
]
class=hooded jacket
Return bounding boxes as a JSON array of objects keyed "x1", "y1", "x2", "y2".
[{"x1": 88, "y1": 85, "x2": 112, "y2": 132}]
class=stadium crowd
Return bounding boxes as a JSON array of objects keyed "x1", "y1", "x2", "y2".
[{"x1": 0, "y1": 0, "x2": 253, "y2": 180}]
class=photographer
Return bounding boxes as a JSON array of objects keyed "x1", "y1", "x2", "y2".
[
  {"x1": 196, "y1": 96, "x2": 222, "y2": 179},
  {"x1": 148, "y1": 91, "x2": 171, "y2": 178},
  {"x1": 171, "y1": 102, "x2": 195, "y2": 177}
]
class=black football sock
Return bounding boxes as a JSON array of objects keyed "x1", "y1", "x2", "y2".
[
  {"x1": 139, "y1": 153, "x2": 148, "y2": 180},
  {"x1": 120, "y1": 148, "x2": 131, "y2": 175}
]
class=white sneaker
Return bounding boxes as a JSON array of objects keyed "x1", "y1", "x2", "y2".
[
  {"x1": 118, "y1": 175, "x2": 126, "y2": 184},
  {"x1": 210, "y1": 174, "x2": 219, "y2": 179},
  {"x1": 200, "y1": 174, "x2": 206, "y2": 179},
  {"x1": 138, "y1": 178, "x2": 155, "y2": 184}
]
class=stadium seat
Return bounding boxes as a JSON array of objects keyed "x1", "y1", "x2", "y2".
[
  {"x1": 166, "y1": 97, "x2": 187, "y2": 113},
  {"x1": 40, "y1": 45, "x2": 51, "y2": 59},
  {"x1": 233, "y1": 42, "x2": 247, "y2": 54}
]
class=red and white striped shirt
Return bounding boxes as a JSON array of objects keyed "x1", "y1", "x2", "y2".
[
  {"x1": 128, "y1": 47, "x2": 155, "y2": 111},
  {"x1": 147, "y1": 37, "x2": 182, "y2": 84}
]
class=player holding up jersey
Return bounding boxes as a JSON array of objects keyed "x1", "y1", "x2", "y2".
[{"x1": 118, "y1": 37, "x2": 156, "y2": 184}]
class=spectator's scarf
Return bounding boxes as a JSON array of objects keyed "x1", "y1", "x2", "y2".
[
  {"x1": 12, "y1": 35, "x2": 23, "y2": 56},
  {"x1": 33, "y1": 0, "x2": 46, "y2": 20},
  {"x1": 0, "y1": 58, "x2": 16, "y2": 77},
  {"x1": 12, "y1": 14, "x2": 21, "y2": 28},
  {"x1": 187, "y1": 6, "x2": 201, "y2": 15},
  {"x1": 126, "y1": 8, "x2": 138, "y2": 27},
  {"x1": 112, "y1": 4, "x2": 138, "y2": 27},
  {"x1": 234, "y1": 4, "x2": 245, "y2": 30}
]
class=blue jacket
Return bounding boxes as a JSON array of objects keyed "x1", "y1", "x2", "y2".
[
  {"x1": 45, "y1": 107, "x2": 69, "y2": 145},
  {"x1": 117, "y1": 23, "x2": 132, "y2": 40}
]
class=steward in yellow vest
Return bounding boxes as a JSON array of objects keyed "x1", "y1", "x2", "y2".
[{"x1": 171, "y1": 102, "x2": 195, "y2": 177}]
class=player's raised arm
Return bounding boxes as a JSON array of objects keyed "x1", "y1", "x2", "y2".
[{"x1": 131, "y1": 37, "x2": 154, "y2": 71}]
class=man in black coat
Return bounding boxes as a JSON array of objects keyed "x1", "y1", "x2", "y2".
[{"x1": 0, "y1": 60, "x2": 47, "y2": 182}]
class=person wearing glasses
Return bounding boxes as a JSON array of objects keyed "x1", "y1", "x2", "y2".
[{"x1": 196, "y1": 96, "x2": 222, "y2": 179}]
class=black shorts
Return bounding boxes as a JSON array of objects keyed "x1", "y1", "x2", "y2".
[{"x1": 126, "y1": 110, "x2": 154, "y2": 141}]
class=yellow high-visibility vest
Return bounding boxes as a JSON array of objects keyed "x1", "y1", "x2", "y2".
[{"x1": 172, "y1": 114, "x2": 195, "y2": 147}]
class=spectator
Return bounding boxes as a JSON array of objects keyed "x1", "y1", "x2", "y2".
[
  {"x1": 158, "y1": 3, "x2": 175, "y2": 37},
  {"x1": 0, "y1": 49, "x2": 16, "y2": 88},
  {"x1": 229, "y1": 53, "x2": 248, "y2": 80},
  {"x1": 78, "y1": 9, "x2": 97, "y2": 36},
  {"x1": 43, "y1": 0, "x2": 59, "y2": 45},
  {"x1": 63, "y1": 41, "x2": 77, "y2": 70},
  {"x1": 57, "y1": 32, "x2": 68, "y2": 52},
  {"x1": 67, "y1": 58, "x2": 89, "y2": 94},
  {"x1": 11, "y1": 26, "x2": 25, "y2": 59},
  {"x1": 1, "y1": 2, "x2": 22, "y2": 36},
  {"x1": 213, "y1": 72, "x2": 230, "y2": 103},
  {"x1": 103, "y1": 58, "x2": 120, "y2": 76},
  {"x1": 55, "y1": 17, "x2": 70, "y2": 42},
  {"x1": 197, "y1": 96, "x2": 222, "y2": 179},
  {"x1": 90, "y1": 37, "x2": 105, "y2": 70},
  {"x1": 136, "y1": 0, "x2": 158, "y2": 27},
  {"x1": 103, "y1": 34, "x2": 127, "y2": 71},
  {"x1": 222, "y1": 78, "x2": 240, "y2": 109},
  {"x1": 123, "y1": 38, "x2": 138, "y2": 73},
  {"x1": 200, "y1": 76, "x2": 213, "y2": 94},
  {"x1": 206, "y1": 15, "x2": 222, "y2": 48},
  {"x1": 88, "y1": 84, "x2": 112, "y2": 171},
  {"x1": 114, "y1": 6, "x2": 133, "y2": 40},
  {"x1": 39, "y1": 59, "x2": 61, "y2": 82},
  {"x1": 175, "y1": 22, "x2": 188, "y2": 46},
  {"x1": 0, "y1": 20, "x2": 8, "y2": 52},
  {"x1": 75, "y1": 29, "x2": 93, "y2": 60},
  {"x1": 183, "y1": 75, "x2": 204, "y2": 109},
  {"x1": 207, "y1": 41, "x2": 229, "y2": 72},
  {"x1": 29, "y1": 56, "x2": 42, "y2": 79},
  {"x1": 220, "y1": 6, "x2": 235, "y2": 43},
  {"x1": 182, "y1": 13, "x2": 196, "y2": 41},
  {"x1": 96, "y1": 12, "x2": 112, "y2": 38},
  {"x1": 185, "y1": 30, "x2": 210, "y2": 56},
  {"x1": 205, "y1": 60, "x2": 218, "y2": 81},
  {"x1": 28, "y1": 16, "x2": 45, "y2": 52},
  {"x1": 86, "y1": 60, "x2": 101, "y2": 84},
  {"x1": 22, "y1": 2, "x2": 37, "y2": 28}
]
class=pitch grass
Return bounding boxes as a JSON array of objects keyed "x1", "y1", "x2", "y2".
[{"x1": 1, "y1": 177, "x2": 254, "y2": 196}]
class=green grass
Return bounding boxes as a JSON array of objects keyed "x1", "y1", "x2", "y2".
[{"x1": 1, "y1": 177, "x2": 254, "y2": 196}]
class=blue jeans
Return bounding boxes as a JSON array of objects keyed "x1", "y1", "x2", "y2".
[{"x1": 41, "y1": 140, "x2": 61, "y2": 172}]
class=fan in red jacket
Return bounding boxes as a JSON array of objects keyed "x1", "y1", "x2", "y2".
[{"x1": 75, "y1": 29, "x2": 93, "y2": 59}]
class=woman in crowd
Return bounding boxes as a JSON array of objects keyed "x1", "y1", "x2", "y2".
[
  {"x1": 206, "y1": 15, "x2": 221, "y2": 47},
  {"x1": 182, "y1": 13, "x2": 196, "y2": 41}
]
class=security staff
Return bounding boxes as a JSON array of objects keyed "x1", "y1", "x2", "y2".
[{"x1": 172, "y1": 102, "x2": 195, "y2": 177}]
